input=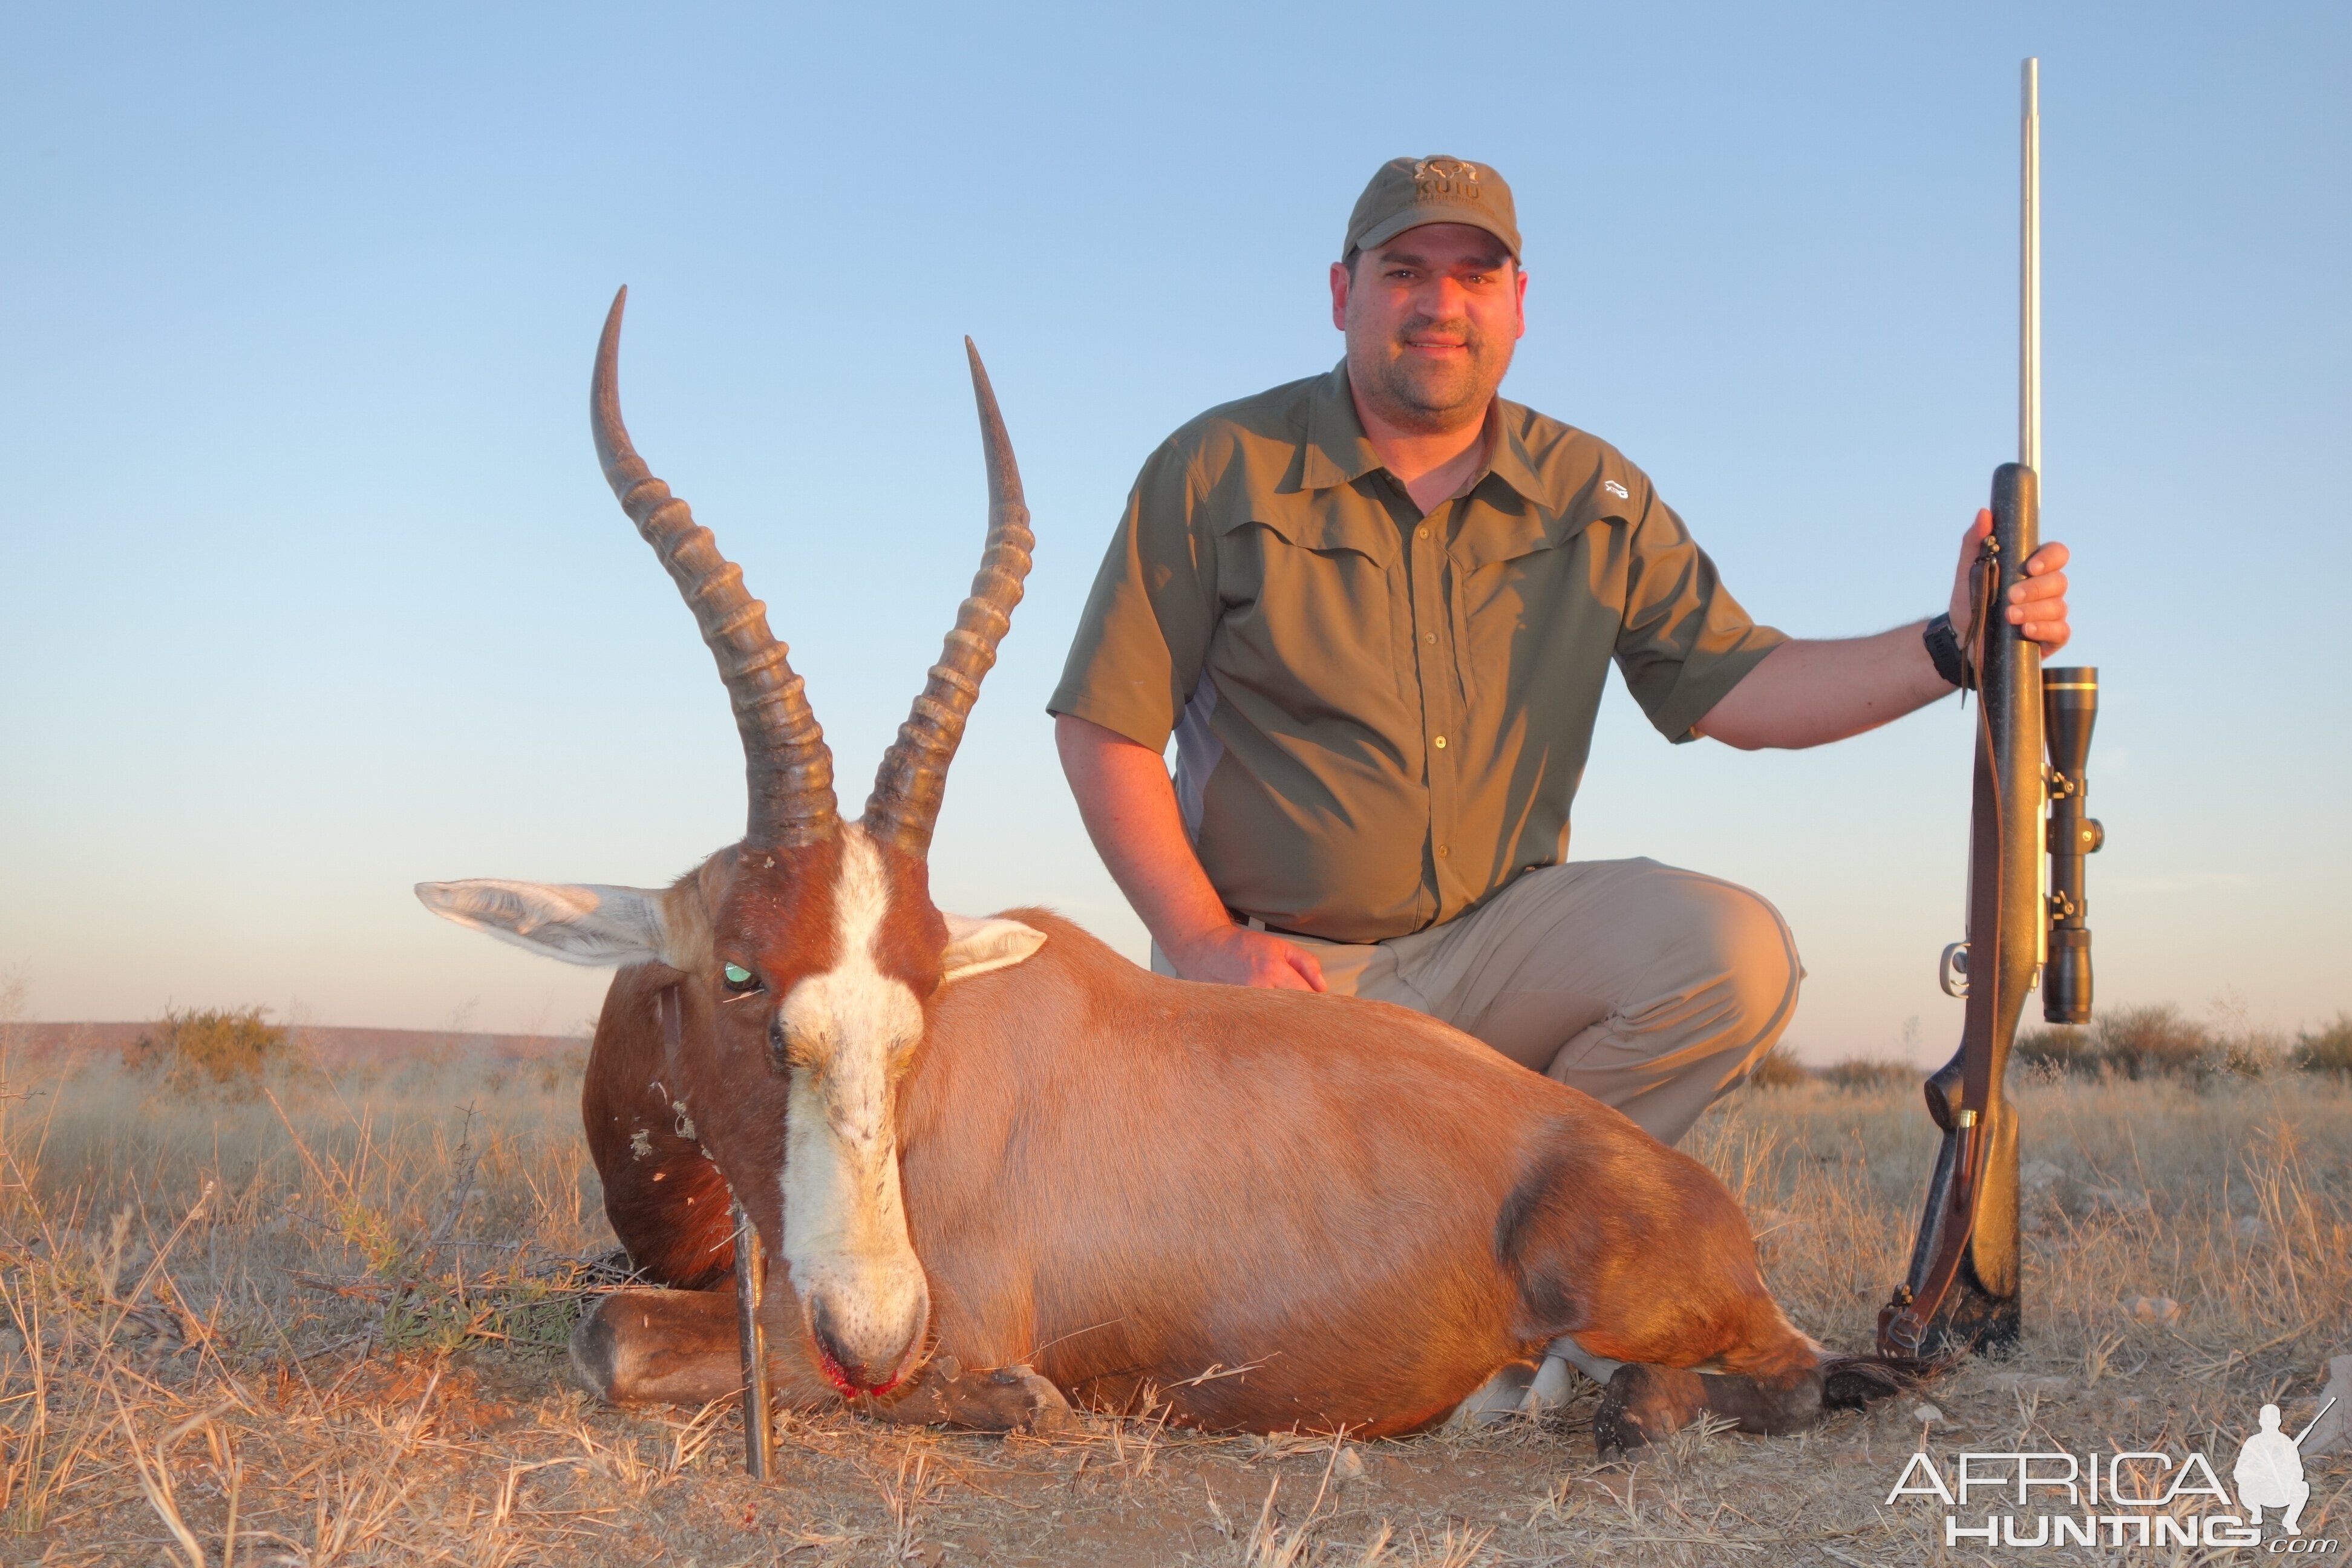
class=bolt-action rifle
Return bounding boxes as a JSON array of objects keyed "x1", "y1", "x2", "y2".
[{"x1": 1878, "y1": 59, "x2": 2104, "y2": 1359}]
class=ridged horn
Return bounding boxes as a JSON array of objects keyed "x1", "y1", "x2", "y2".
[
  {"x1": 592, "y1": 287, "x2": 838, "y2": 849},
  {"x1": 861, "y1": 340, "x2": 1034, "y2": 858}
]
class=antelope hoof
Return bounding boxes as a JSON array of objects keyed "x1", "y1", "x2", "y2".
[
  {"x1": 984, "y1": 1364, "x2": 1076, "y2": 1435},
  {"x1": 1594, "y1": 1364, "x2": 1707, "y2": 1456}
]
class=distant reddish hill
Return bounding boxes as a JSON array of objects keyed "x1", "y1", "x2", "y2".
[{"x1": 7, "y1": 1021, "x2": 587, "y2": 1070}]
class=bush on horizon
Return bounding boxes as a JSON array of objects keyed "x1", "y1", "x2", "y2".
[
  {"x1": 2295, "y1": 1012, "x2": 2352, "y2": 1076},
  {"x1": 123, "y1": 1005, "x2": 293, "y2": 1097}
]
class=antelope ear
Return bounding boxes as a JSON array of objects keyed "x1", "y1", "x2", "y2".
[
  {"x1": 939, "y1": 913, "x2": 1047, "y2": 985},
  {"x1": 415, "y1": 880, "x2": 670, "y2": 967}
]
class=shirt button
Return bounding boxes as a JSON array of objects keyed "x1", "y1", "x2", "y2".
[
  {"x1": 1416, "y1": 526, "x2": 1431, "y2": 540},
  {"x1": 1436, "y1": 844, "x2": 1449, "y2": 858},
  {"x1": 1432, "y1": 735, "x2": 1447, "y2": 750}
]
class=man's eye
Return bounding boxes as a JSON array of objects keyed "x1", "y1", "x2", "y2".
[{"x1": 722, "y1": 963, "x2": 760, "y2": 993}]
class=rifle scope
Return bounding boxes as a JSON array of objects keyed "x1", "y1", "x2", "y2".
[{"x1": 2042, "y1": 666, "x2": 2101, "y2": 1024}]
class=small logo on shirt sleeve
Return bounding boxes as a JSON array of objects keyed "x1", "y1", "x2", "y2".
[{"x1": 1602, "y1": 479, "x2": 1630, "y2": 500}]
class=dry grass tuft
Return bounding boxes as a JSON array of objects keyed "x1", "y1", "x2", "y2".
[{"x1": 4, "y1": 1002, "x2": 2350, "y2": 1563}]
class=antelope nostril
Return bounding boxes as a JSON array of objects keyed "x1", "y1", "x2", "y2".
[
  {"x1": 808, "y1": 1312, "x2": 884, "y2": 1394},
  {"x1": 766, "y1": 1015, "x2": 789, "y2": 1075},
  {"x1": 805, "y1": 1290, "x2": 926, "y2": 1396}
]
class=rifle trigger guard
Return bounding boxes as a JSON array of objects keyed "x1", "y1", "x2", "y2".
[{"x1": 1939, "y1": 942, "x2": 1971, "y2": 999}]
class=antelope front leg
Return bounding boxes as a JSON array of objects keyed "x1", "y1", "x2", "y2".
[
  {"x1": 859, "y1": 1354, "x2": 1075, "y2": 1434},
  {"x1": 571, "y1": 1285, "x2": 831, "y2": 1408},
  {"x1": 571, "y1": 1285, "x2": 1072, "y2": 1433}
]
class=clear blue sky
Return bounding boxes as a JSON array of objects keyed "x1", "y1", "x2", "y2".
[{"x1": 2, "y1": 3, "x2": 2345, "y2": 1059}]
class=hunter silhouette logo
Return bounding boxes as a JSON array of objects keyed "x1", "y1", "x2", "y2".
[
  {"x1": 1603, "y1": 479, "x2": 1630, "y2": 500},
  {"x1": 2236, "y1": 1397, "x2": 2335, "y2": 1535}
]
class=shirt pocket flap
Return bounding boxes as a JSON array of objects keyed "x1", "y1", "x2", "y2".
[
  {"x1": 1219, "y1": 489, "x2": 1397, "y2": 566},
  {"x1": 1448, "y1": 501, "x2": 1607, "y2": 573}
]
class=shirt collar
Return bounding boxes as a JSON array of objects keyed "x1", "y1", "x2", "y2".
[
  {"x1": 1299, "y1": 361, "x2": 1383, "y2": 490},
  {"x1": 1298, "y1": 359, "x2": 1545, "y2": 506},
  {"x1": 1480, "y1": 407, "x2": 1544, "y2": 503}
]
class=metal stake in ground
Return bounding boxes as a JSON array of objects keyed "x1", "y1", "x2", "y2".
[{"x1": 733, "y1": 1200, "x2": 776, "y2": 1478}]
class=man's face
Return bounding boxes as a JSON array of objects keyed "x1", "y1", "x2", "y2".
[{"x1": 1330, "y1": 223, "x2": 1527, "y2": 435}]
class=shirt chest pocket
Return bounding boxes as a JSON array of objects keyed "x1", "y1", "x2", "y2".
[
  {"x1": 1212, "y1": 498, "x2": 1413, "y2": 724},
  {"x1": 1446, "y1": 508, "x2": 1611, "y2": 711}
]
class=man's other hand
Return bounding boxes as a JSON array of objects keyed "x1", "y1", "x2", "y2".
[
  {"x1": 1166, "y1": 924, "x2": 1328, "y2": 992},
  {"x1": 1949, "y1": 508, "x2": 2071, "y2": 653}
]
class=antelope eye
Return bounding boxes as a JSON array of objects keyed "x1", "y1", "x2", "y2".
[{"x1": 722, "y1": 962, "x2": 760, "y2": 993}]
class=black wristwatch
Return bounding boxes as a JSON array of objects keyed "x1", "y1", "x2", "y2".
[{"x1": 1923, "y1": 613, "x2": 1973, "y2": 690}]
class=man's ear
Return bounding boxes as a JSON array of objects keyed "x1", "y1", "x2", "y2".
[
  {"x1": 416, "y1": 880, "x2": 670, "y2": 967},
  {"x1": 939, "y1": 913, "x2": 1047, "y2": 985}
]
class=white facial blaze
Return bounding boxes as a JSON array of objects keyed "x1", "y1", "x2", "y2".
[{"x1": 777, "y1": 827, "x2": 930, "y2": 1383}]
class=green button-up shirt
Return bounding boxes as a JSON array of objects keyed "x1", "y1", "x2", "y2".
[{"x1": 1049, "y1": 362, "x2": 1785, "y2": 944}]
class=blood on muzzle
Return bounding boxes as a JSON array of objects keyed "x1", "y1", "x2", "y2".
[{"x1": 805, "y1": 1278, "x2": 929, "y2": 1397}]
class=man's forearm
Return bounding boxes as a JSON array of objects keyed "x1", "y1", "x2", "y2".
[
  {"x1": 1693, "y1": 622, "x2": 1955, "y2": 751},
  {"x1": 1053, "y1": 713, "x2": 1234, "y2": 949},
  {"x1": 1054, "y1": 713, "x2": 1327, "y2": 990}
]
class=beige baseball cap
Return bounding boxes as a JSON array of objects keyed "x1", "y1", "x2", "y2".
[{"x1": 1343, "y1": 155, "x2": 1521, "y2": 260}]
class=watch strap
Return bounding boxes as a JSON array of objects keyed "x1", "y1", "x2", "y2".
[{"x1": 1924, "y1": 612, "x2": 1974, "y2": 690}]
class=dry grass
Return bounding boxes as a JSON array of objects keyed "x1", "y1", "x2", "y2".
[{"x1": 5, "y1": 1010, "x2": 2351, "y2": 1565}]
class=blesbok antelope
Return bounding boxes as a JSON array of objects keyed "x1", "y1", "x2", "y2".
[{"x1": 419, "y1": 289, "x2": 1910, "y2": 1452}]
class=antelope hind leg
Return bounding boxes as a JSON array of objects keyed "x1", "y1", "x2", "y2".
[{"x1": 1593, "y1": 1364, "x2": 1827, "y2": 1456}]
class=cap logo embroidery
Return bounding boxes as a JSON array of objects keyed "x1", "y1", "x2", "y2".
[{"x1": 1411, "y1": 158, "x2": 1483, "y2": 202}]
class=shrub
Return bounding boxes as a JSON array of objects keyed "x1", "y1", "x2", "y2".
[
  {"x1": 123, "y1": 1006, "x2": 291, "y2": 1097},
  {"x1": 2295, "y1": 1013, "x2": 2352, "y2": 1076},
  {"x1": 1746, "y1": 1041, "x2": 1809, "y2": 1089},
  {"x1": 2092, "y1": 1003, "x2": 2216, "y2": 1081},
  {"x1": 2016, "y1": 1023, "x2": 2094, "y2": 1076},
  {"x1": 1819, "y1": 1057, "x2": 1914, "y2": 1091},
  {"x1": 2014, "y1": 1004, "x2": 2221, "y2": 1083}
]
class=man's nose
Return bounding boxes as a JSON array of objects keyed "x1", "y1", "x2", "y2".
[{"x1": 1416, "y1": 275, "x2": 1472, "y2": 314}]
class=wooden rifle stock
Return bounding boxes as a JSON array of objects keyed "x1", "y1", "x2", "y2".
[{"x1": 1878, "y1": 464, "x2": 2041, "y2": 1357}]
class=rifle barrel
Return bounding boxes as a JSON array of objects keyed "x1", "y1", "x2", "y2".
[{"x1": 2020, "y1": 57, "x2": 2041, "y2": 475}]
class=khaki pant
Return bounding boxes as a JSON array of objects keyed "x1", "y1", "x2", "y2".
[{"x1": 1153, "y1": 858, "x2": 1802, "y2": 1147}]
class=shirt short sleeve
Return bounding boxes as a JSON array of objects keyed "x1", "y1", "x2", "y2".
[
  {"x1": 1047, "y1": 439, "x2": 1221, "y2": 750},
  {"x1": 1612, "y1": 485, "x2": 1786, "y2": 742}
]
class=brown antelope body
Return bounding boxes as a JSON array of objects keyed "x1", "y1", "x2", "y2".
[{"x1": 419, "y1": 290, "x2": 1907, "y2": 1452}]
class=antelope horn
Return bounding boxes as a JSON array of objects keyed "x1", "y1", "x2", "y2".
[
  {"x1": 862, "y1": 340, "x2": 1034, "y2": 858},
  {"x1": 592, "y1": 287, "x2": 838, "y2": 849}
]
